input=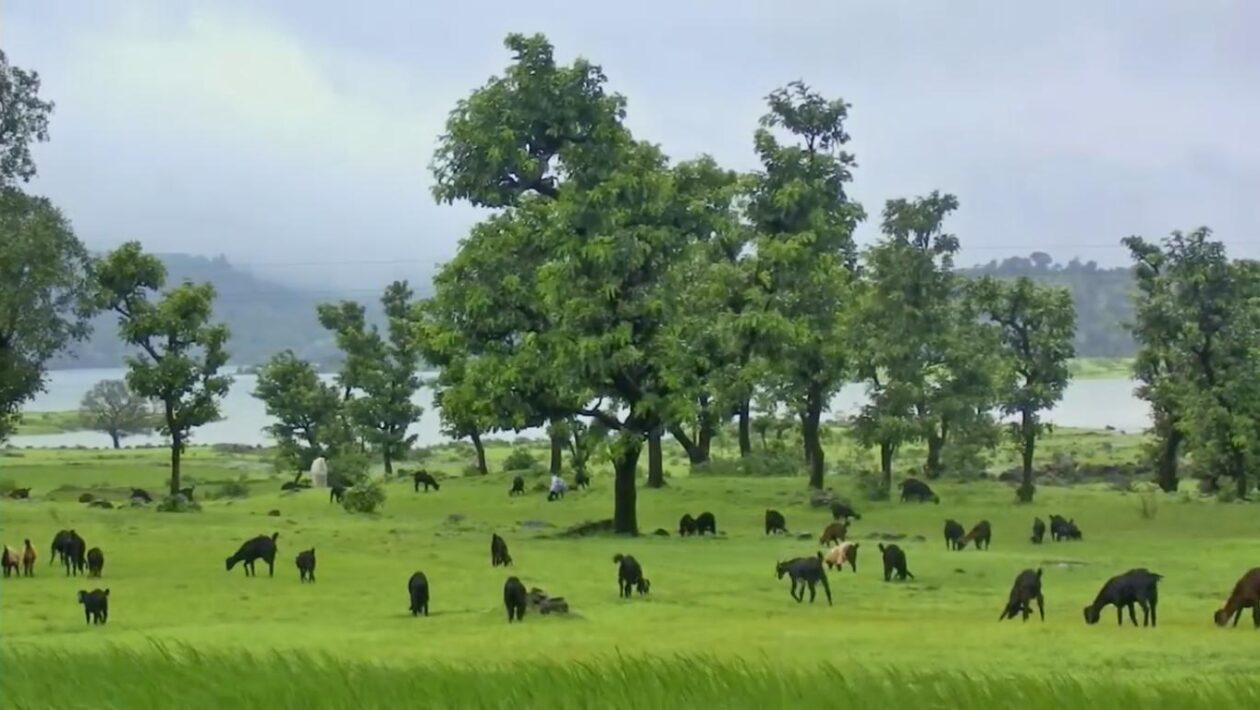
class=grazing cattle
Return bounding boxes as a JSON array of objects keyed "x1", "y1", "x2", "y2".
[
  {"x1": 491, "y1": 534, "x2": 512, "y2": 567},
  {"x1": 943, "y1": 520, "x2": 965, "y2": 550},
  {"x1": 775, "y1": 553, "x2": 832, "y2": 605},
  {"x1": 178, "y1": 486, "x2": 195, "y2": 501},
  {"x1": 899, "y1": 478, "x2": 939, "y2": 504},
  {"x1": 503, "y1": 576, "x2": 527, "y2": 622},
  {"x1": 1000, "y1": 568, "x2": 1045, "y2": 622},
  {"x1": 819, "y1": 521, "x2": 848, "y2": 546},
  {"x1": 61, "y1": 531, "x2": 87, "y2": 576},
  {"x1": 78, "y1": 588, "x2": 109, "y2": 625},
  {"x1": 573, "y1": 471, "x2": 591, "y2": 489},
  {"x1": 830, "y1": 502, "x2": 861, "y2": 521},
  {"x1": 86, "y1": 547, "x2": 104, "y2": 578},
  {"x1": 678, "y1": 514, "x2": 697, "y2": 537},
  {"x1": 8, "y1": 487, "x2": 31, "y2": 499},
  {"x1": 509, "y1": 476, "x2": 526, "y2": 497},
  {"x1": 225, "y1": 533, "x2": 279, "y2": 577},
  {"x1": 1083, "y1": 568, "x2": 1162, "y2": 627},
  {"x1": 958, "y1": 520, "x2": 992, "y2": 550},
  {"x1": 328, "y1": 485, "x2": 345, "y2": 504},
  {"x1": 408, "y1": 572, "x2": 430, "y2": 616},
  {"x1": 695, "y1": 512, "x2": 717, "y2": 536},
  {"x1": 296, "y1": 548, "x2": 316, "y2": 583},
  {"x1": 878, "y1": 543, "x2": 914, "y2": 582},
  {"x1": 22, "y1": 539, "x2": 36, "y2": 577},
  {"x1": 1031, "y1": 517, "x2": 1046, "y2": 544},
  {"x1": 1, "y1": 546, "x2": 19, "y2": 577},
  {"x1": 764, "y1": 509, "x2": 788, "y2": 535},
  {"x1": 822, "y1": 542, "x2": 859, "y2": 572},
  {"x1": 1213, "y1": 567, "x2": 1260, "y2": 628},
  {"x1": 412, "y1": 470, "x2": 440, "y2": 492},
  {"x1": 613, "y1": 554, "x2": 647, "y2": 598},
  {"x1": 130, "y1": 488, "x2": 152, "y2": 503}
]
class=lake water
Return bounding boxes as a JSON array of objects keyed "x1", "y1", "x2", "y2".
[{"x1": 6, "y1": 368, "x2": 1151, "y2": 449}]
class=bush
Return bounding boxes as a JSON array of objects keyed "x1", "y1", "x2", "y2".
[
  {"x1": 342, "y1": 480, "x2": 386, "y2": 514},
  {"x1": 1216, "y1": 485, "x2": 1239, "y2": 504},
  {"x1": 461, "y1": 464, "x2": 485, "y2": 477},
  {"x1": 328, "y1": 451, "x2": 372, "y2": 488},
  {"x1": 855, "y1": 471, "x2": 890, "y2": 502},
  {"x1": 156, "y1": 494, "x2": 202, "y2": 513},
  {"x1": 502, "y1": 448, "x2": 539, "y2": 472},
  {"x1": 0, "y1": 478, "x2": 17, "y2": 495},
  {"x1": 691, "y1": 452, "x2": 802, "y2": 477},
  {"x1": 1137, "y1": 492, "x2": 1159, "y2": 520},
  {"x1": 78, "y1": 492, "x2": 95, "y2": 503},
  {"x1": 215, "y1": 479, "x2": 251, "y2": 499}
]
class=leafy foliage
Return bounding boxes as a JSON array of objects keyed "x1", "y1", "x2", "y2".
[
  {"x1": 252, "y1": 350, "x2": 343, "y2": 472},
  {"x1": 78, "y1": 379, "x2": 156, "y2": 448},
  {"x1": 0, "y1": 50, "x2": 55, "y2": 187},
  {"x1": 342, "y1": 479, "x2": 386, "y2": 514}
]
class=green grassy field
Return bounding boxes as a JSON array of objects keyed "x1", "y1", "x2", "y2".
[
  {"x1": 12, "y1": 410, "x2": 85, "y2": 436},
  {"x1": 1, "y1": 433, "x2": 1256, "y2": 707},
  {"x1": 1067, "y1": 357, "x2": 1135, "y2": 380}
]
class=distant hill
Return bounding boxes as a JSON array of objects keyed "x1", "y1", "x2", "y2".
[{"x1": 51, "y1": 253, "x2": 416, "y2": 370}]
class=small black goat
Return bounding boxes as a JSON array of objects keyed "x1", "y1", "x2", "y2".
[
  {"x1": 695, "y1": 511, "x2": 717, "y2": 536},
  {"x1": 1084, "y1": 568, "x2": 1162, "y2": 627},
  {"x1": 504, "y1": 576, "x2": 527, "y2": 622},
  {"x1": 60, "y1": 530, "x2": 86, "y2": 576},
  {"x1": 878, "y1": 543, "x2": 914, "y2": 582},
  {"x1": 899, "y1": 478, "x2": 939, "y2": 504},
  {"x1": 296, "y1": 548, "x2": 316, "y2": 583},
  {"x1": 491, "y1": 533, "x2": 512, "y2": 567},
  {"x1": 775, "y1": 553, "x2": 832, "y2": 605},
  {"x1": 78, "y1": 588, "x2": 109, "y2": 625},
  {"x1": 764, "y1": 509, "x2": 787, "y2": 535},
  {"x1": 408, "y1": 571, "x2": 430, "y2": 616},
  {"x1": 1000, "y1": 568, "x2": 1045, "y2": 622},
  {"x1": 225, "y1": 533, "x2": 279, "y2": 577},
  {"x1": 678, "y1": 514, "x2": 697, "y2": 537},
  {"x1": 86, "y1": 547, "x2": 104, "y2": 578},
  {"x1": 509, "y1": 476, "x2": 525, "y2": 497},
  {"x1": 943, "y1": 520, "x2": 965, "y2": 550},
  {"x1": 1030, "y1": 517, "x2": 1046, "y2": 544},
  {"x1": 958, "y1": 520, "x2": 992, "y2": 550},
  {"x1": 613, "y1": 553, "x2": 648, "y2": 598},
  {"x1": 830, "y1": 502, "x2": 861, "y2": 521},
  {"x1": 412, "y1": 470, "x2": 440, "y2": 492},
  {"x1": 329, "y1": 485, "x2": 345, "y2": 504}
]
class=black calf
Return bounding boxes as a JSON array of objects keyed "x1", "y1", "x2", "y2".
[
  {"x1": 225, "y1": 532, "x2": 279, "y2": 577},
  {"x1": 678, "y1": 514, "x2": 697, "y2": 537},
  {"x1": 943, "y1": 520, "x2": 965, "y2": 550},
  {"x1": 412, "y1": 470, "x2": 440, "y2": 492},
  {"x1": 509, "y1": 476, "x2": 525, "y2": 497},
  {"x1": 878, "y1": 543, "x2": 914, "y2": 582},
  {"x1": 1031, "y1": 517, "x2": 1046, "y2": 544},
  {"x1": 86, "y1": 547, "x2": 104, "y2": 578},
  {"x1": 899, "y1": 478, "x2": 939, "y2": 504},
  {"x1": 504, "y1": 576, "x2": 527, "y2": 622},
  {"x1": 296, "y1": 548, "x2": 316, "y2": 583},
  {"x1": 764, "y1": 509, "x2": 787, "y2": 535},
  {"x1": 1084, "y1": 568, "x2": 1162, "y2": 627},
  {"x1": 830, "y1": 502, "x2": 861, "y2": 521},
  {"x1": 695, "y1": 512, "x2": 717, "y2": 536},
  {"x1": 491, "y1": 534, "x2": 512, "y2": 567},
  {"x1": 408, "y1": 571, "x2": 430, "y2": 616},
  {"x1": 78, "y1": 588, "x2": 109, "y2": 625},
  {"x1": 775, "y1": 553, "x2": 832, "y2": 606},
  {"x1": 329, "y1": 485, "x2": 345, "y2": 504},
  {"x1": 61, "y1": 531, "x2": 86, "y2": 576},
  {"x1": 613, "y1": 554, "x2": 648, "y2": 598},
  {"x1": 1000, "y1": 568, "x2": 1045, "y2": 622}
]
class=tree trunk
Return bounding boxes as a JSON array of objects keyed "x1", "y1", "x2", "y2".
[
  {"x1": 647, "y1": 429, "x2": 665, "y2": 488},
  {"x1": 804, "y1": 385, "x2": 825, "y2": 489},
  {"x1": 1016, "y1": 411, "x2": 1036, "y2": 503},
  {"x1": 697, "y1": 413, "x2": 714, "y2": 464},
  {"x1": 1155, "y1": 426, "x2": 1182, "y2": 493},
  {"x1": 924, "y1": 430, "x2": 944, "y2": 480},
  {"x1": 110, "y1": 430, "x2": 121, "y2": 449},
  {"x1": 737, "y1": 399, "x2": 752, "y2": 458},
  {"x1": 669, "y1": 425, "x2": 706, "y2": 466},
  {"x1": 470, "y1": 430, "x2": 488, "y2": 475},
  {"x1": 169, "y1": 430, "x2": 182, "y2": 496},
  {"x1": 880, "y1": 439, "x2": 895, "y2": 497},
  {"x1": 612, "y1": 437, "x2": 642, "y2": 535},
  {"x1": 549, "y1": 431, "x2": 565, "y2": 475},
  {"x1": 383, "y1": 450, "x2": 393, "y2": 475}
]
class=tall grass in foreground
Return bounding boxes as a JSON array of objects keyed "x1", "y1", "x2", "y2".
[{"x1": 2, "y1": 646, "x2": 1256, "y2": 710}]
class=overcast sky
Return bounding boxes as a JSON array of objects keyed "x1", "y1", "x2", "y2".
[{"x1": 5, "y1": 0, "x2": 1258, "y2": 293}]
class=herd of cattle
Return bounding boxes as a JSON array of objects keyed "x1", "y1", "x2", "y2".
[{"x1": 3, "y1": 475, "x2": 1259, "y2": 630}]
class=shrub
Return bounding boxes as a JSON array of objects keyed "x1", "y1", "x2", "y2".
[
  {"x1": 1137, "y1": 492, "x2": 1158, "y2": 520},
  {"x1": 1216, "y1": 485, "x2": 1239, "y2": 504},
  {"x1": 78, "y1": 492, "x2": 95, "y2": 503},
  {"x1": 215, "y1": 479, "x2": 251, "y2": 499},
  {"x1": 156, "y1": 494, "x2": 202, "y2": 513},
  {"x1": 342, "y1": 480, "x2": 386, "y2": 514},
  {"x1": 461, "y1": 464, "x2": 485, "y2": 477},
  {"x1": 502, "y1": 448, "x2": 539, "y2": 472},
  {"x1": 328, "y1": 451, "x2": 372, "y2": 488},
  {"x1": 691, "y1": 452, "x2": 802, "y2": 477},
  {"x1": 0, "y1": 478, "x2": 17, "y2": 495},
  {"x1": 855, "y1": 471, "x2": 890, "y2": 502}
]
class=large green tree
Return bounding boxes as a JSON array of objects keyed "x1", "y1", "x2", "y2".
[
  {"x1": 252, "y1": 350, "x2": 343, "y2": 472},
  {"x1": 746, "y1": 82, "x2": 865, "y2": 489},
  {"x1": 971, "y1": 276, "x2": 1075, "y2": 502},
  {"x1": 78, "y1": 379, "x2": 155, "y2": 449},
  {"x1": 318, "y1": 281, "x2": 424, "y2": 474},
  {"x1": 0, "y1": 49, "x2": 55, "y2": 187},
  {"x1": 95, "y1": 242, "x2": 233, "y2": 494},
  {"x1": 0, "y1": 190, "x2": 96, "y2": 442}
]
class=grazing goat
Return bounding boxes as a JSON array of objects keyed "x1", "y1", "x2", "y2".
[
  {"x1": 130, "y1": 488, "x2": 152, "y2": 503},
  {"x1": 678, "y1": 514, "x2": 697, "y2": 537},
  {"x1": 8, "y1": 487, "x2": 31, "y2": 499},
  {"x1": 1000, "y1": 569, "x2": 1045, "y2": 622},
  {"x1": 823, "y1": 542, "x2": 859, "y2": 573},
  {"x1": 1049, "y1": 514, "x2": 1082, "y2": 541},
  {"x1": 329, "y1": 485, "x2": 345, "y2": 504},
  {"x1": 573, "y1": 471, "x2": 591, "y2": 489},
  {"x1": 1, "y1": 545, "x2": 19, "y2": 577},
  {"x1": 819, "y1": 521, "x2": 848, "y2": 546},
  {"x1": 958, "y1": 520, "x2": 992, "y2": 550},
  {"x1": 61, "y1": 531, "x2": 86, "y2": 576},
  {"x1": 225, "y1": 533, "x2": 279, "y2": 577},
  {"x1": 509, "y1": 476, "x2": 525, "y2": 497},
  {"x1": 613, "y1": 554, "x2": 648, "y2": 598},
  {"x1": 899, "y1": 478, "x2": 939, "y2": 504},
  {"x1": 830, "y1": 502, "x2": 861, "y2": 521},
  {"x1": 296, "y1": 548, "x2": 316, "y2": 583},
  {"x1": 412, "y1": 470, "x2": 440, "y2": 492},
  {"x1": 943, "y1": 520, "x2": 965, "y2": 550},
  {"x1": 765, "y1": 509, "x2": 788, "y2": 535},
  {"x1": 878, "y1": 544, "x2": 914, "y2": 582},
  {"x1": 695, "y1": 512, "x2": 717, "y2": 536},
  {"x1": 775, "y1": 553, "x2": 832, "y2": 605},
  {"x1": 50, "y1": 529, "x2": 72, "y2": 567},
  {"x1": 1213, "y1": 567, "x2": 1260, "y2": 628},
  {"x1": 491, "y1": 534, "x2": 512, "y2": 567},
  {"x1": 1031, "y1": 517, "x2": 1046, "y2": 544},
  {"x1": 408, "y1": 572, "x2": 430, "y2": 616},
  {"x1": 78, "y1": 588, "x2": 109, "y2": 625},
  {"x1": 22, "y1": 539, "x2": 36, "y2": 577},
  {"x1": 1083, "y1": 568, "x2": 1162, "y2": 627},
  {"x1": 86, "y1": 547, "x2": 104, "y2": 578},
  {"x1": 504, "y1": 576, "x2": 527, "y2": 622}
]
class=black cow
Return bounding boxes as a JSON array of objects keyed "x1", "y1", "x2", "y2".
[
  {"x1": 225, "y1": 533, "x2": 279, "y2": 577},
  {"x1": 412, "y1": 470, "x2": 440, "y2": 492},
  {"x1": 613, "y1": 553, "x2": 648, "y2": 598},
  {"x1": 86, "y1": 547, "x2": 105, "y2": 578},
  {"x1": 78, "y1": 588, "x2": 109, "y2": 625},
  {"x1": 491, "y1": 534, "x2": 512, "y2": 567},
  {"x1": 899, "y1": 478, "x2": 939, "y2": 503},
  {"x1": 509, "y1": 476, "x2": 526, "y2": 497},
  {"x1": 943, "y1": 519, "x2": 965, "y2": 550},
  {"x1": 695, "y1": 512, "x2": 717, "y2": 536},
  {"x1": 775, "y1": 553, "x2": 832, "y2": 605},
  {"x1": 503, "y1": 576, "x2": 527, "y2": 622},
  {"x1": 1084, "y1": 568, "x2": 1162, "y2": 627},
  {"x1": 878, "y1": 543, "x2": 914, "y2": 582},
  {"x1": 1000, "y1": 568, "x2": 1045, "y2": 622},
  {"x1": 764, "y1": 509, "x2": 787, "y2": 535},
  {"x1": 296, "y1": 548, "x2": 316, "y2": 583},
  {"x1": 408, "y1": 572, "x2": 430, "y2": 616}
]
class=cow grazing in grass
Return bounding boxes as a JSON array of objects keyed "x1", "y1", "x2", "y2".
[{"x1": 329, "y1": 485, "x2": 345, "y2": 504}]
